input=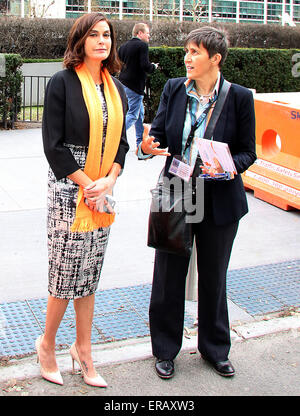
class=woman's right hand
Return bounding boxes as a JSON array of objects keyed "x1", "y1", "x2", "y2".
[{"x1": 141, "y1": 124, "x2": 170, "y2": 157}]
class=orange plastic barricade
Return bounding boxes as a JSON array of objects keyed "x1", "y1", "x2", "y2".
[{"x1": 242, "y1": 92, "x2": 300, "y2": 211}]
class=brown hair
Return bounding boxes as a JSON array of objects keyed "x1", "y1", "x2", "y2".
[
  {"x1": 63, "y1": 13, "x2": 121, "y2": 73},
  {"x1": 184, "y1": 26, "x2": 229, "y2": 68}
]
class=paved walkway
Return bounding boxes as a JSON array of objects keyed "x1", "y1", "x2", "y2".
[{"x1": 0, "y1": 127, "x2": 299, "y2": 398}]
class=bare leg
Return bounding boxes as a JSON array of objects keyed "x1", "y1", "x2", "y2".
[
  {"x1": 73, "y1": 294, "x2": 97, "y2": 378},
  {"x1": 39, "y1": 295, "x2": 69, "y2": 372}
]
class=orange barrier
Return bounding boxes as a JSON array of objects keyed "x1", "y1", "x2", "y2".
[{"x1": 242, "y1": 92, "x2": 300, "y2": 211}]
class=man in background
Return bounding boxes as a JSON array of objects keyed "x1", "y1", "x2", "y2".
[{"x1": 118, "y1": 23, "x2": 158, "y2": 148}]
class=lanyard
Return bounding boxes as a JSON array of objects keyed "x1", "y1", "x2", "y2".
[{"x1": 183, "y1": 95, "x2": 217, "y2": 156}]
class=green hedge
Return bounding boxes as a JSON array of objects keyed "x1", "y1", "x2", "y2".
[
  {"x1": 1, "y1": 17, "x2": 300, "y2": 58},
  {"x1": 145, "y1": 47, "x2": 300, "y2": 121},
  {"x1": 22, "y1": 58, "x2": 63, "y2": 63},
  {"x1": 0, "y1": 53, "x2": 23, "y2": 128},
  {"x1": 222, "y1": 48, "x2": 300, "y2": 92},
  {"x1": 1, "y1": 48, "x2": 299, "y2": 128}
]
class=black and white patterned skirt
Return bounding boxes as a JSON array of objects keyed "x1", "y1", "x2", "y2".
[{"x1": 47, "y1": 144, "x2": 110, "y2": 300}]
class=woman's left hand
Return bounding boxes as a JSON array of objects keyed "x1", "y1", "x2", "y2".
[
  {"x1": 201, "y1": 157, "x2": 224, "y2": 177},
  {"x1": 83, "y1": 176, "x2": 114, "y2": 204},
  {"x1": 201, "y1": 158, "x2": 235, "y2": 179}
]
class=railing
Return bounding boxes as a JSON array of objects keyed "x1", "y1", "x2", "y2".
[
  {"x1": 19, "y1": 74, "x2": 155, "y2": 124},
  {"x1": 6, "y1": 74, "x2": 150, "y2": 127},
  {"x1": 144, "y1": 78, "x2": 154, "y2": 123},
  {"x1": 19, "y1": 75, "x2": 50, "y2": 123}
]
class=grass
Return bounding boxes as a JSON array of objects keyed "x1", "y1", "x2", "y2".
[{"x1": 18, "y1": 106, "x2": 44, "y2": 122}]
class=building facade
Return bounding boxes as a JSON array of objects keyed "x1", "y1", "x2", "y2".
[{"x1": 1, "y1": 0, "x2": 299, "y2": 25}]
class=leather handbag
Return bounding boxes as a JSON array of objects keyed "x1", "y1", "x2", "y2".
[{"x1": 147, "y1": 171, "x2": 193, "y2": 257}]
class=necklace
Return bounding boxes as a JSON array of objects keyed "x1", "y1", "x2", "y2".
[
  {"x1": 198, "y1": 91, "x2": 214, "y2": 105},
  {"x1": 196, "y1": 88, "x2": 214, "y2": 97},
  {"x1": 195, "y1": 87, "x2": 214, "y2": 104}
]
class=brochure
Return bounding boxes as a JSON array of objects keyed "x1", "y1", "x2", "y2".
[{"x1": 195, "y1": 138, "x2": 237, "y2": 175}]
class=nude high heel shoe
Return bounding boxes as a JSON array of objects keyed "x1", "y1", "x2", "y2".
[
  {"x1": 70, "y1": 342, "x2": 107, "y2": 388},
  {"x1": 35, "y1": 335, "x2": 63, "y2": 386}
]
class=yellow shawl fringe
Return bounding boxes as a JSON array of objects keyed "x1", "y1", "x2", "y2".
[{"x1": 70, "y1": 63, "x2": 123, "y2": 232}]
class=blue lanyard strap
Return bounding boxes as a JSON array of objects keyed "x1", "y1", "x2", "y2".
[{"x1": 183, "y1": 96, "x2": 217, "y2": 155}]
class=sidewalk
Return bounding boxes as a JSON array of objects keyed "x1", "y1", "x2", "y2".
[
  {"x1": 0, "y1": 127, "x2": 299, "y2": 397},
  {"x1": 0, "y1": 327, "x2": 299, "y2": 397}
]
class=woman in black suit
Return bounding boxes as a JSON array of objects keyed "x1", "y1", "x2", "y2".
[
  {"x1": 38, "y1": 13, "x2": 129, "y2": 387},
  {"x1": 140, "y1": 27, "x2": 256, "y2": 379}
]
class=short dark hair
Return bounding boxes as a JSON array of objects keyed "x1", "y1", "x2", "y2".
[
  {"x1": 184, "y1": 26, "x2": 229, "y2": 68},
  {"x1": 63, "y1": 13, "x2": 121, "y2": 73}
]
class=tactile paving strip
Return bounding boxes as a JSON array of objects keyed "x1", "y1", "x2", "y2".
[
  {"x1": 0, "y1": 283, "x2": 193, "y2": 359},
  {"x1": 227, "y1": 259, "x2": 300, "y2": 315},
  {"x1": 0, "y1": 260, "x2": 299, "y2": 359}
]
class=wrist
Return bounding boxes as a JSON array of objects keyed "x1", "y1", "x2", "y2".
[
  {"x1": 140, "y1": 142, "x2": 148, "y2": 155},
  {"x1": 105, "y1": 173, "x2": 117, "y2": 190},
  {"x1": 107, "y1": 176, "x2": 116, "y2": 188},
  {"x1": 138, "y1": 143, "x2": 153, "y2": 160},
  {"x1": 108, "y1": 163, "x2": 121, "y2": 183}
]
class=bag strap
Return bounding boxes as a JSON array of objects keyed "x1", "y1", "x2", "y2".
[
  {"x1": 157, "y1": 167, "x2": 165, "y2": 183},
  {"x1": 203, "y1": 79, "x2": 231, "y2": 140},
  {"x1": 183, "y1": 96, "x2": 217, "y2": 155}
]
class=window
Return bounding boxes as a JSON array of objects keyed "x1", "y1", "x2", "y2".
[{"x1": 66, "y1": 0, "x2": 85, "y2": 12}]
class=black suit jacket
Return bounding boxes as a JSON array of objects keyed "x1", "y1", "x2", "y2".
[
  {"x1": 118, "y1": 37, "x2": 156, "y2": 95},
  {"x1": 150, "y1": 75, "x2": 257, "y2": 226},
  {"x1": 42, "y1": 68, "x2": 129, "y2": 180}
]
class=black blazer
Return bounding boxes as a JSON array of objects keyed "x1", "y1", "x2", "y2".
[
  {"x1": 42, "y1": 68, "x2": 129, "y2": 180},
  {"x1": 150, "y1": 75, "x2": 257, "y2": 226}
]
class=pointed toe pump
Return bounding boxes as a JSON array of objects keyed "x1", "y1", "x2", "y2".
[
  {"x1": 35, "y1": 335, "x2": 63, "y2": 386},
  {"x1": 70, "y1": 342, "x2": 107, "y2": 388}
]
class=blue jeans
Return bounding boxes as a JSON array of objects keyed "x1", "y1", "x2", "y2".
[{"x1": 123, "y1": 85, "x2": 144, "y2": 146}]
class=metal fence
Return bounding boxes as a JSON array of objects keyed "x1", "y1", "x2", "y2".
[
  {"x1": 19, "y1": 75, "x2": 50, "y2": 123},
  {"x1": 18, "y1": 74, "x2": 154, "y2": 124}
]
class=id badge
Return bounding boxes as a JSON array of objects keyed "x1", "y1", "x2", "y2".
[{"x1": 168, "y1": 155, "x2": 194, "y2": 182}]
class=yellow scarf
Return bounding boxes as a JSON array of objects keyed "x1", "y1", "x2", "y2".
[{"x1": 70, "y1": 63, "x2": 123, "y2": 232}]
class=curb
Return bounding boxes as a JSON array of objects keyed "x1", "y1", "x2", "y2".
[
  {"x1": 0, "y1": 313, "x2": 299, "y2": 384},
  {"x1": 231, "y1": 312, "x2": 300, "y2": 340}
]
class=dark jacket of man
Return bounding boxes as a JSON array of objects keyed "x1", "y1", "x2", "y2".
[{"x1": 118, "y1": 37, "x2": 156, "y2": 95}]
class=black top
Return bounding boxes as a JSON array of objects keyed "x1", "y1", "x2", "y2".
[
  {"x1": 118, "y1": 37, "x2": 156, "y2": 95},
  {"x1": 42, "y1": 68, "x2": 129, "y2": 180}
]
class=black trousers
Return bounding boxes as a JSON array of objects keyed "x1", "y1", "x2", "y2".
[{"x1": 149, "y1": 212, "x2": 238, "y2": 362}]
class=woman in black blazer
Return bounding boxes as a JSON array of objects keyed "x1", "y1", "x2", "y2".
[
  {"x1": 38, "y1": 13, "x2": 129, "y2": 387},
  {"x1": 140, "y1": 27, "x2": 256, "y2": 379}
]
